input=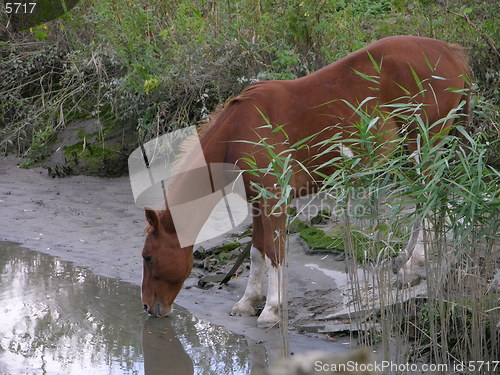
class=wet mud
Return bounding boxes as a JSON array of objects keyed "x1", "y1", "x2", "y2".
[{"x1": 0, "y1": 156, "x2": 353, "y2": 373}]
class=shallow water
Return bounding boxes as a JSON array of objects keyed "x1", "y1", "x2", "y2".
[{"x1": 0, "y1": 242, "x2": 253, "y2": 375}]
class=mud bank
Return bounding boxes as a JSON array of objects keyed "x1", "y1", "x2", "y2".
[{"x1": 0, "y1": 156, "x2": 352, "y2": 359}]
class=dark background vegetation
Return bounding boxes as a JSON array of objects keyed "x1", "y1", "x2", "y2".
[{"x1": 0, "y1": 0, "x2": 498, "y2": 174}]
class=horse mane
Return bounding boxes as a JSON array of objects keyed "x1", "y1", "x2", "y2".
[
  {"x1": 176, "y1": 82, "x2": 263, "y2": 163},
  {"x1": 175, "y1": 104, "x2": 224, "y2": 162},
  {"x1": 144, "y1": 83, "x2": 264, "y2": 233}
]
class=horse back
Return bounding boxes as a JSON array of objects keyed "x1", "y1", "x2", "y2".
[{"x1": 204, "y1": 36, "x2": 470, "y2": 195}]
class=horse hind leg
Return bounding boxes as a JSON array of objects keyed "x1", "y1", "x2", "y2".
[
  {"x1": 394, "y1": 218, "x2": 427, "y2": 287},
  {"x1": 396, "y1": 200, "x2": 462, "y2": 287},
  {"x1": 393, "y1": 146, "x2": 427, "y2": 287}
]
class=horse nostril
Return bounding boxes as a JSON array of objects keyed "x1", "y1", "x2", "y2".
[{"x1": 143, "y1": 304, "x2": 148, "y2": 312}]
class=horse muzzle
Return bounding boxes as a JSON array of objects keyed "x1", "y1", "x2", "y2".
[{"x1": 144, "y1": 302, "x2": 172, "y2": 317}]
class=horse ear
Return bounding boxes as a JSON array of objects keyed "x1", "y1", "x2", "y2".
[{"x1": 145, "y1": 207, "x2": 159, "y2": 230}]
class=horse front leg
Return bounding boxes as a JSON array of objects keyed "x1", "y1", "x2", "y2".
[
  {"x1": 257, "y1": 251, "x2": 283, "y2": 327},
  {"x1": 231, "y1": 203, "x2": 266, "y2": 317},
  {"x1": 257, "y1": 198, "x2": 287, "y2": 328}
]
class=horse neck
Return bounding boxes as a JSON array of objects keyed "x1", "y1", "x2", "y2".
[
  {"x1": 199, "y1": 118, "x2": 229, "y2": 165},
  {"x1": 158, "y1": 119, "x2": 230, "y2": 246}
]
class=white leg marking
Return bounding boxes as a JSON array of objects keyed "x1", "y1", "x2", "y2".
[
  {"x1": 397, "y1": 219, "x2": 427, "y2": 286},
  {"x1": 257, "y1": 257, "x2": 281, "y2": 327},
  {"x1": 231, "y1": 246, "x2": 265, "y2": 317},
  {"x1": 396, "y1": 149, "x2": 427, "y2": 286},
  {"x1": 412, "y1": 151, "x2": 421, "y2": 175}
]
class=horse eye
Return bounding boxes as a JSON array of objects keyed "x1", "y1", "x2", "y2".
[{"x1": 143, "y1": 255, "x2": 152, "y2": 263}]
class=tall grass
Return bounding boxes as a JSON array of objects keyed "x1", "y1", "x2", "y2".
[
  {"x1": 325, "y1": 100, "x2": 498, "y2": 371},
  {"x1": 243, "y1": 87, "x2": 498, "y2": 371}
]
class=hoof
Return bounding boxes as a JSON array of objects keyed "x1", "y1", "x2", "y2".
[
  {"x1": 396, "y1": 267, "x2": 426, "y2": 288},
  {"x1": 230, "y1": 303, "x2": 257, "y2": 317},
  {"x1": 257, "y1": 307, "x2": 280, "y2": 328},
  {"x1": 230, "y1": 295, "x2": 265, "y2": 317}
]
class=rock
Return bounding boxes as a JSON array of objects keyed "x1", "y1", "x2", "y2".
[
  {"x1": 193, "y1": 247, "x2": 206, "y2": 260},
  {"x1": 206, "y1": 242, "x2": 242, "y2": 255},
  {"x1": 288, "y1": 218, "x2": 309, "y2": 233},
  {"x1": 197, "y1": 279, "x2": 214, "y2": 289},
  {"x1": 310, "y1": 209, "x2": 332, "y2": 225},
  {"x1": 199, "y1": 274, "x2": 226, "y2": 284},
  {"x1": 203, "y1": 258, "x2": 218, "y2": 271},
  {"x1": 193, "y1": 260, "x2": 204, "y2": 269},
  {"x1": 197, "y1": 274, "x2": 227, "y2": 289},
  {"x1": 297, "y1": 323, "x2": 326, "y2": 334},
  {"x1": 318, "y1": 322, "x2": 382, "y2": 335},
  {"x1": 44, "y1": 119, "x2": 136, "y2": 177}
]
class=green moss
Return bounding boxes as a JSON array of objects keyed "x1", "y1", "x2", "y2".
[
  {"x1": 238, "y1": 226, "x2": 253, "y2": 238},
  {"x1": 214, "y1": 252, "x2": 230, "y2": 265},
  {"x1": 212, "y1": 242, "x2": 241, "y2": 265},
  {"x1": 288, "y1": 218, "x2": 309, "y2": 233},
  {"x1": 63, "y1": 142, "x2": 127, "y2": 177},
  {"x1": 301, "y1": 224, "x2": 402, "y2": 262},
  {"x1": 218, "y1": 242, "x2": 241, "y2": 251},
  {"x1": 300, "y1": 227, "x2": 343, "y2": 250},
  {"x1": 310, "y1": 209, "x2": 332, "y2": 225},
  {"x1": 333, "y1": 224, "x2": 402, "y2": 262}
]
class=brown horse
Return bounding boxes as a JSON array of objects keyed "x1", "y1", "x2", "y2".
[{"x1": 140, "y1": 36, "x2": 470, "y2": 326}]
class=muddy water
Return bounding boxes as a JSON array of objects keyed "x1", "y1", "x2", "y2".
[{"x1": 0, "y1": 242, "x2": 253, "y2": 375}]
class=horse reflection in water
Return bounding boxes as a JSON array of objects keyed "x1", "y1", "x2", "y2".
[{"x1": 142, "y1": 318, "x2": 194, "y2": 375}]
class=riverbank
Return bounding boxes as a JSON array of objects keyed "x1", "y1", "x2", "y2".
[{"x1": 0, "y1": 156, "x2": 351, "y2": 357}]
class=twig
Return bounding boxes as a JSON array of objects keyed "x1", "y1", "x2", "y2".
[
  {"x1": 219, "y1": 242, "x2": 251, "y2": 285},
  {"x1": 441, "y1": 8, "x2": 500, "y2": 58}
]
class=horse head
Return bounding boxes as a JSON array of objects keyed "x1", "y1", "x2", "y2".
[{"x1": 141, "y1": 208, "x2": 194, "y2": 317}]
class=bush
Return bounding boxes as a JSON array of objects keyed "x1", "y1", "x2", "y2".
[{"x1": 0, "y1": 0, "x2": 497, "y2": 172}]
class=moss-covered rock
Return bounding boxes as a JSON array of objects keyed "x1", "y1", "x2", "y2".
[
  {"x1": 43, "y1": 119, "x2": 137, "y2": 177},
  {"x1": 310, "y1": 209, "x2": 332, "y2": 225},
  {"x1": 217, "y1": 242, "x2": 241, "y2": 251},
  {"x1": 300, "y1": 223, "x2": 403, "y2": 262}
]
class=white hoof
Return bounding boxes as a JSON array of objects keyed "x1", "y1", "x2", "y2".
[
  {"x1": 231, "y1": 302, "x2": 257, "y2": 317},
  {"x1": 257, "y1": 306, "x2": 280, "y2": 328},
  {"x1": 396, "y1": 261, "x2": 426, "y2": 288},
  {"x1": 231, "y1": 295, "x2": 265, "y2": 317}
]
